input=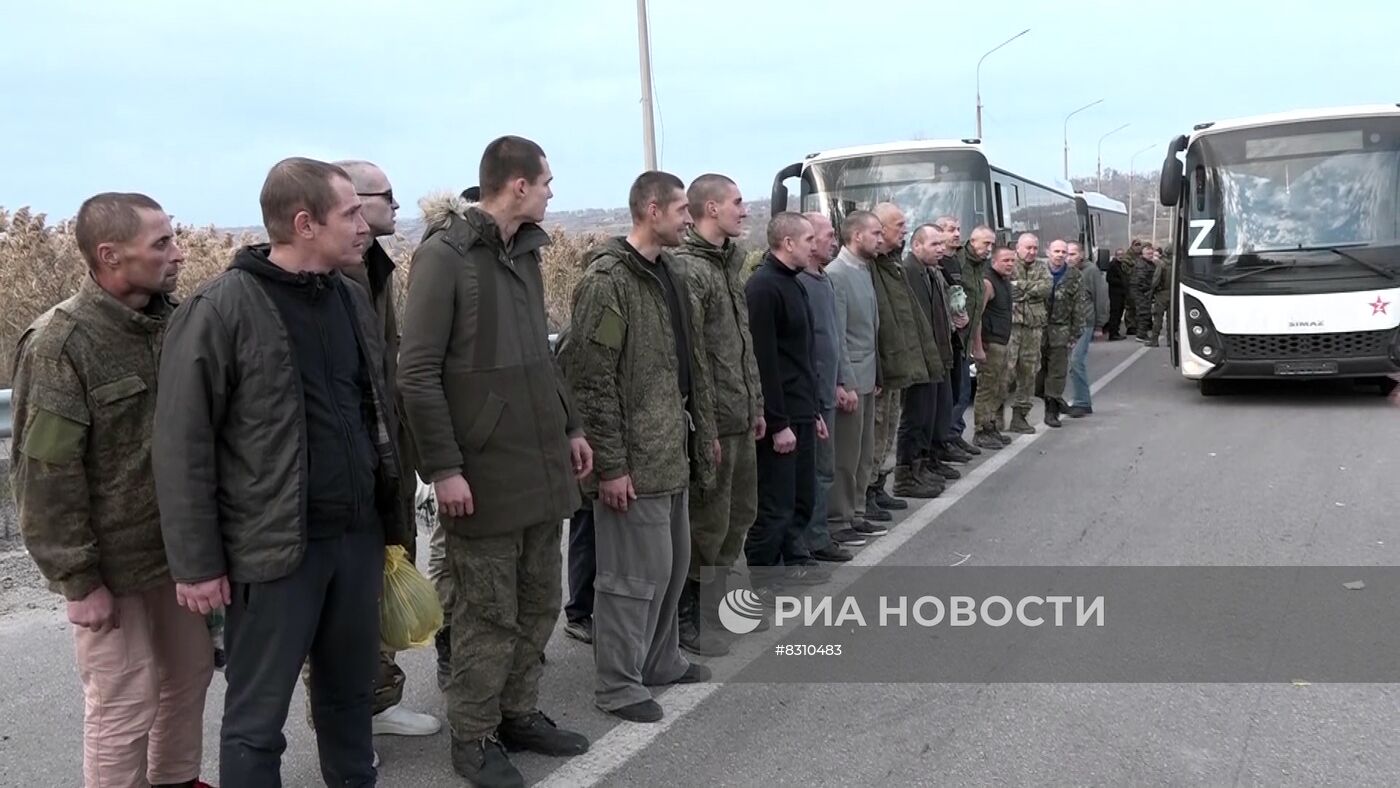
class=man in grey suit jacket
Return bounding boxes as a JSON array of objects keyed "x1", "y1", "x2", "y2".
[{"x1": 824, "y1": 211, "x2": 886, "y2": 539}]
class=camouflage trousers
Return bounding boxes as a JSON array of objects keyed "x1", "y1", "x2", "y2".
[
  {"x1": 1006, "y1": 325, "x2": 1044, "y2": 412},
  {"x1": 1038, "y1": 334, "x2": 1070, "y2": 402},
  {"x1": 688, "y1": 432, "x2": 757, "y2": 583},
  {"x1": 1149, "y1": 291, "x2": 1170, "y2": 342},
  {"x1": 973, "y1": 342, "x2": 1011, "y2": 429},
  {"x1": 869, "y1": 388, "x2": 903, "y2": 486},
  {"x1": 1123, "y1": 292, "x2": 1138, "y2": 334},
  {"x1": 445, "y1": 521, "x2": 561, "y2": 741}
]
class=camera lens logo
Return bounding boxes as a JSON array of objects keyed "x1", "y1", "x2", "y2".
[{"x1": 718, "y1": 588, "x2": 766, "y2": 634}]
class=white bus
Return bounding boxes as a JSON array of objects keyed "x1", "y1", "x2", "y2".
[
  {"x1": 1076, "y1": 191, "x2": 1129, "y2": 269},
  {"x1": 771, "y1": 140, "x2": 1098, "y2": 252},
  {"x1": 1158, "y1": 104, "x2": 1400, "y2": 395}
]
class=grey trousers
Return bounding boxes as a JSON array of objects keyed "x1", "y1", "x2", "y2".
[
  {"x1": 829, "y1": 392, "x2": 875, "y2": 528},
  {"x1": 593, "y1": 492, "x2": 691, "y2": 711}
]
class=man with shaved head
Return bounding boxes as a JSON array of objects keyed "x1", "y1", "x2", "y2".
[
  {"x1": 825, "y1": 211, "x2": 888, "y2": 541},
  {"x1": 324, "y1": 160, "x2": 442, "y2": 742},
  {"x1": 867, "y1": 202, "x2": 936, "y2": 508},
  {"x1": 797, "y1": 212, "x2": 855, "y2": 562},
  {"x1": 672, "y1": 173, "x2": 764, "y2": 656},
  {"x1": 1036, "y1": 239, "x2": 1086, "y2": 428},
  {"x1": 744, "y1": 212, "x2": 827, "y2": 593},
  {"x1": 1004, "y1": 232, "x2": 1051, "y2": 434}
]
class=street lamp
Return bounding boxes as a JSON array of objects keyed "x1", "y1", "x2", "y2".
[
  {"x1": 635, "y1": 0, "x2": 658, "y2": 170},
  {"x1": 975, "y1": 28, "x2": 1031, "y2": 139},
  {"x1": 1128, "y1": 142, "x2": 1157, "y2": 239},
  {"x1": 1062, "y1": 98, "x2": 1104, "y2": 180},
  {"x1": 1096, "y1": 123, "x2": 1130, "y2": 192}
]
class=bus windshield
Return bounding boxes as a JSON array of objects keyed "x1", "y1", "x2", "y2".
[
  {"x1": 1194, "y1": 123, "x2": 1400, "y2": 258},
  {"x1": 800, "y1": 149, "x2": 989, "y2": 232}
]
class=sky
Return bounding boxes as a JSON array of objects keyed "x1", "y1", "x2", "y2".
[{"x1": 3, "y1": 0, "x2": 1397, "y2": 227}]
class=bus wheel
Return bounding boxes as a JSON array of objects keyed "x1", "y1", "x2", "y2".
[{"x1": 1199, "y1": 378, "x2": 1224, "y2": 397}]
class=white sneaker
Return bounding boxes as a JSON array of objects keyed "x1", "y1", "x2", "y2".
[{"x1": 372, "y1": 704, "x2": 442, "y2": 737}]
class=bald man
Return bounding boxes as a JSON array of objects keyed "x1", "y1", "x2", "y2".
[
  {"x1": 868, "y1": 202, "x2": 938, "y2": 507},
  {"x1": 307, "y1": 162, "x2": 443, "y2": 743},
  {"x1": 1004, "y1": 233, "x2": 1051, "y2": 434}
]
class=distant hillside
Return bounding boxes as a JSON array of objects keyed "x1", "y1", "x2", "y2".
[{"x1": 1070, "y1": 168, "x2": 1168, "y2": 243}]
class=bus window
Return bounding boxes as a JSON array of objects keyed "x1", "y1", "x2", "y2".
[{"x1": 995, "y1": 182, "x2": 1006, "y2": 227}]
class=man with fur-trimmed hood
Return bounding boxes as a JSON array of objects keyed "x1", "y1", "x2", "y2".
[{"x1": 398, "y1": 135, "x2": 595, "y2": 787}]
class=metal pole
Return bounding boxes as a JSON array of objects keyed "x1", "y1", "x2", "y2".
[
  {"x1": 1128, "y1": 143, "x2": 1156, "y2": 240},
  {"x1": 1062, "y1": 98, "x2": 1104, "y2": 180},
  {"x1": 1096, "y1": 123, "x2": 1130, "y2": 192},
  {"x1": 636, "y1": 0, "x2": 658, "y2": 170},
  {"x1": 974, "y1": 28, "x2": 1030, "y2": 139}
]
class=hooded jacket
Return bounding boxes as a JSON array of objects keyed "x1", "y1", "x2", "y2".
[
  {"x1": 397, "y1": 195, "x2": 582, "y2": 537},
  {"x1": 560, "y1": 237, "x2": 717, "y2": 497}
]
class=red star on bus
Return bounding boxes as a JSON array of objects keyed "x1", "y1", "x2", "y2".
[{"x1": 1371, "y1": 297, "x2": 1390, "y2": 316}]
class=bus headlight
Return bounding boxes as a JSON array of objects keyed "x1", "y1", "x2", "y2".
[{"x1": 1182, "y1": 294, "x2": 1224, "y2": 362}]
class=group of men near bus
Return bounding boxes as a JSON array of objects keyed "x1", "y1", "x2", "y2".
[
  {"x1": 9, "y1": 134, "x2": 1151, "y2": 788},
  {"x1": 1103, "y1": 238, "x2": 1172, "y2": 346}
]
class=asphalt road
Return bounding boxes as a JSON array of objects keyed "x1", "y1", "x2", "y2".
[{"x1": 4, "y1": 337, "x2": 1399, "y2": 787}]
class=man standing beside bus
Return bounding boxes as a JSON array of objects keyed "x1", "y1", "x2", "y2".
[
  {"x1": 1006, "y1": 233, "x2": 1051, "y2": 435},
  {"x1": 973, "y1": 247, "x2": 1017, "y2": 449},
  {"x1": 1066, "y1": 241, "x2": 1108, "y2": 417},
  {"x1": 1038, "y1": 240, "x2": 1086, "y2": 428}
]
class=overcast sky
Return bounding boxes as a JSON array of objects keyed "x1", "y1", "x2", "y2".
[{"x1": 3, "y1": 0, "x2": 1395, "y2": 226}]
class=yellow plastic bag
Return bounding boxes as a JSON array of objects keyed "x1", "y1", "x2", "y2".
[{"x1": 380, "y1": 545, "x2": 443, "y2": 651}]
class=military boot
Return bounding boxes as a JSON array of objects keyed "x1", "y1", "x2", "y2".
[
  {"x1": 451, "y1": 734, "x2": 524, "y2": 788},
  {"x1": 498, "y1": 710, "x2": 590, "y2": 756},
  {"x1": 1008, "y1": 408, "x2": 1036, "y2": 434},
  {"x1": 1043, "y1": 398, "x2": 1062, "y2": 428},
  {"x1": 894, "y1": 464, "x2": 942, "y2": 498},
  {"x1": 925, "y1": 456, "x2": 962, "y2": 480},
  {"x1": 679, "y1": 579, "x2": 729, "y2": 657},
  {"x1": 871, "y1": 476, "x2": 908, "y2": 510},
  {"x1": 973, "y1": 428, "x2": 1004, "y2": 451},
  {"x1": 914, "y1": 457, "x2": 944, "y2": 488}
]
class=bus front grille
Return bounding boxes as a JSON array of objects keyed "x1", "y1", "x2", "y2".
[{"x1": 1219, "y1": 329, "x2": 1396, "y2": 360}]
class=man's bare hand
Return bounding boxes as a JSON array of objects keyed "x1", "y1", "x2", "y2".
[
  {"x1": 773, "y1": 427, "x2": 797, "y2": 454},
  {"x1": 570, "y1": 437, "x2": 594, "y2": 480},
  {"x1": 752, "y1": 415, "x2": 767, "y2": 441},
  {"x1": 972, "y1": 346, "x2": 987, "y2": 363},
  {"x1": 874, "y1": 386, "x2": 883, "y2": 397},
  {"x1": 712, "y1": 438, "x2": 723, "y2": 465},
  {"x1": 176, "y1": 576, "x2": 230, "y2": 617},
  {"x1": 952, "y1": 313, "x2": 969, "y2": 329},
  {"x1": 836, "y1": 386, "x2": 857, "y2": 413},
  {"x1": 68, "y1": 585, "x2": 119, "y2": 633},
  {"x1": 600, "y1": 475, "x2": 637, "y2": 512},
  {"x1": 436, "y1": 474, "x2": 474, "y2": 518},
  {"x1": 816, "y1": 415, "x2": 829, "y2": 441},
  {"x1": 1093, "y1": 329, "x2": 1105, "y2": 340}
]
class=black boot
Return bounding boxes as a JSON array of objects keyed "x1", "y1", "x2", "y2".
[
  {"x1": 864, "y1": 489, "x2": 894, "y2": 522},
  {"x1": 679, "y1": 579, "x2": 729, "y2": 657},
  {"x1": 498, "y1": 710, "x2": 590, "y2": 756},
  {"x1": 1043, "y1": 398, "x2": 1062, "y2": 428},
  {"x1": 871, "y1": 477, "x2": 908, "y2": 510},
  {"x1": 452, "y1": 735, "x2": 524, "y2": 788},
  {"x1": 435, "y1": 625, "x2": 452, "y2": 691}
]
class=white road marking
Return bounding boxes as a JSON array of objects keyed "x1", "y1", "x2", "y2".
[{"x1": 537, "y1": 345, "x2": 1151, "y2": 788}]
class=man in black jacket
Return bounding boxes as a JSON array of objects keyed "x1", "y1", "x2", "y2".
[
  {"x1": 744, "y1": 213, "x2": 829, "y2": 593},
  {"x1": 156, "y1": 158, "x2": 404, "y2": 787}
]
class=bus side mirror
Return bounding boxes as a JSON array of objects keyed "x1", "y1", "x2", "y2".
[
  {"x1": 1097, "y1": 248, "x2": 1111, "y2": 270},
  {"x1": 1158, "y1": 135, "x2": 1188, "y2": 206},
  {"x1": 771, "y1": 162, "x2": 802, "y2": 213},
  {"x1": 461, "y1": 186, "x2": 481, "y2": 202}
]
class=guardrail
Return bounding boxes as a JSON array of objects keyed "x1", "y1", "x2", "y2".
[{"x1": 0, "y1": 388, "x2": 9, "y2": 440}]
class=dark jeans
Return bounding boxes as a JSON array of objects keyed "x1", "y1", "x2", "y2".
[
  {"x1": 1105, "y1": 287, "x2": 1127, "y2": 336},
  {"x1": 932, "y1": 375, "x2": 954, "y2": 451},
  {"x1": 897, "y1": 383, "x2": 934, "y2": 465},
  {"x1": 747, "y1": 419, "x2": 816, "y2": 581},
  {"x1": 565, "y1": 506, "x2": 595, "y2": 623},
  {"x1": 222, "y1": 528, "x2": 384, "y2": 788},
  {"x1": 950, "y1": 345, "x2": 972, "y2": 438}
]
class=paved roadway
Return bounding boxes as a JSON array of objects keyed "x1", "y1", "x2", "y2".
[{"x1": 3, "y1": 338, "x2": 1399, "y2": 787}]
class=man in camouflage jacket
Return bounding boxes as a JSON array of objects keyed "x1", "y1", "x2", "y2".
[
  {"x1": 1005, "y1": 232, "x2": 1052, "y2": 433},
  {"x1": 559, "y1": 171, "x2": 716, "y2": 724},
  {"x1": 1037, "y1": 239, "x2": 1088, "y2": 427},
  {"x1": 10, "y1": 193, "x2": 213, "y2": 787}
]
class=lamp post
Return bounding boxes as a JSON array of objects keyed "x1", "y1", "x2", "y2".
[
  {"x1": 1063, "y1": 98, "x2": 1104, "y2": 180},
  {"x1": 1096, "y1": 123, "x2": 1130, "y2": 192},
  {"x1": 635, "y1": 0, "x2": 657, "y2": 170},
  {"x1": 1128, "y1": 142, "x2": 1156, "y2": 238},
  {"x1": 975, "y1": 28, "x2": 1031, "y2": 139}
]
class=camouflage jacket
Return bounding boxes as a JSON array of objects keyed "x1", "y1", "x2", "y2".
[
  {"x1": 1045, "y1": 265, "x2": 1088, "y2": 346},
  {"x1": 954, "y1": 244, "x2": 988, "y2": 345},
  {"x1": 1010, "y1": 256, "x2": 1053, "y2": 329},
  {"x1": 9, "y1": 276, "x2": 174, "y2": 600},
  {"x1": 1118, "y1": 254, "x2": 1140, "y2": 299},
  {"x1": 673, "y1": 227, "x2": 763, "y2": 437},
  {"x1": 560, "y1": 237, "x2": 717, "y2": 497},
  {"x1": 1132, "y1": 256, "x2": 1158, "y2": 304}
]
